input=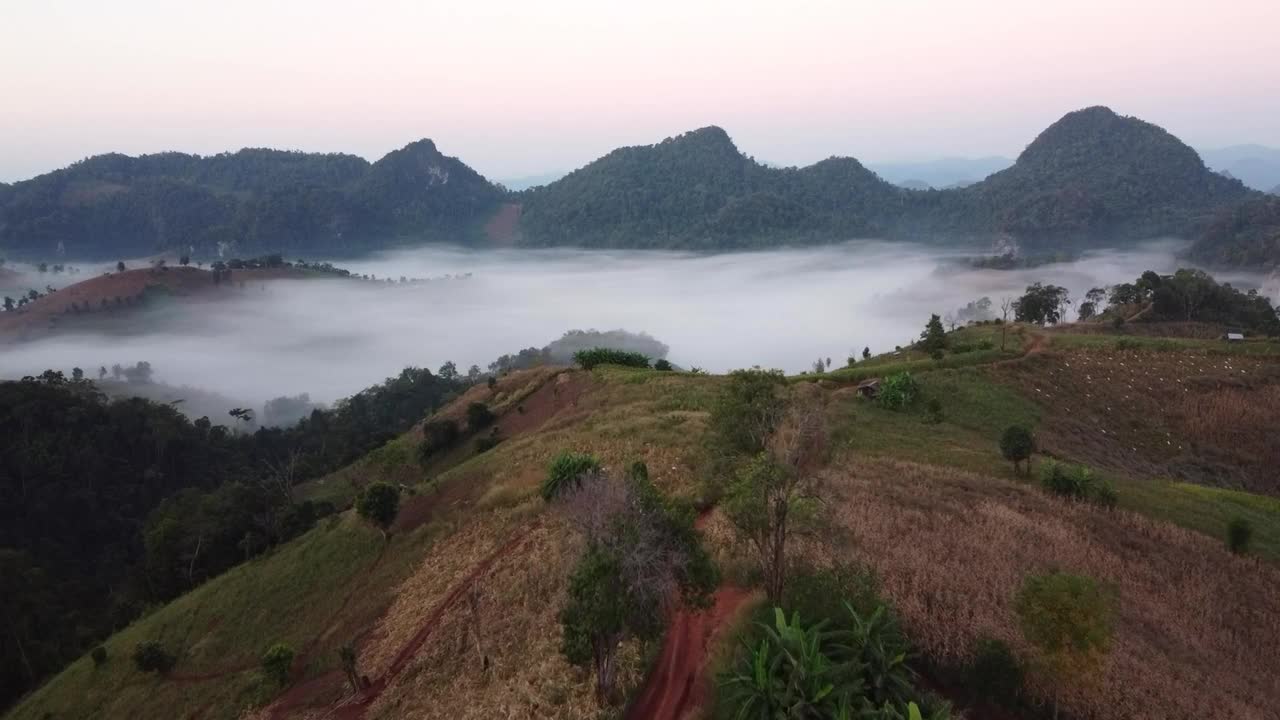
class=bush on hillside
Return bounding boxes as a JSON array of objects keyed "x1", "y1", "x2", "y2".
[
  {"x1": 465, "y1": 402, "x2": 496, "y2": 431},
  {"x1": 541, "y1": 451, "x2": 602, "y2": 501},
  {"x1": 132, "y1": 641, "x2": 176, "y2": 675},
  {"x1": 261, "y1": 643, "x2": 295, "y2": 686},
  {"x1": 356, "y1": 482, "x2": 400, "y2": 535},
  {"x1": 1227, "y1": 517, "x2": 1253, "y2": 555},
  {"x1": 653, "y1": 358, "x2": 673, "y2": 371},
  {"x1": 474, "y1": 434, "x2": 502, "y2": 454},
  {"x1": 418, "y1": 419, "x2": 460, "y2": 464},
  {"x1": 877, "y1": 372, "x2": 920, "y2": 411},
  {"x1": 572, "y1": 347, "x2": 651, "y2": 370},
  {"x1": 90, "y1": 646, "x2": 108, "y2": 668},
  {"x1": 1038, "y1": 459, "x2": 1117, "y2": 507},
  {"x1": 966, "y1": 636, "x2": 1024, "y2": 708},
  {"x1": 999, "y1": 425, "x2": 1035, "y2": 475}
]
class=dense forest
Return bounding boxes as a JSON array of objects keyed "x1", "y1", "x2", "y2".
[
  {"x1": 0, "y1": 107, "x2": 1264, "y2": 260},
  {"x1": 0, "y1": 142, "x2": 504, "y2": 259},
  {"x1": 1188, "y1": 194, "x2": 1280, "y2": 268},
  {"x1": 0, "y1": 366, "x2": 469, "y2": 710}
]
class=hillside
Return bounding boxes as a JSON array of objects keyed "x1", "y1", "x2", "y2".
[
  {"x1": 1188, "y1": 194, "x2": 1280, "y2": 268},
  {"x1": 0, "y1": 143, "x2": 506, "y2": 260},
  {"x1": 1, "y1": 107, "x2": 1261, "y2": 260},
  {"x1": 9, "y1": 323, "x2": 1280, "y2": 720}
]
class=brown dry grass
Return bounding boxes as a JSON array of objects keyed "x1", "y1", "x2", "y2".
[{"x1": 821, "y1": 456, "x2": 1280, "y2": 719}]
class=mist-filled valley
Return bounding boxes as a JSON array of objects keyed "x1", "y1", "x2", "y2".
[{"x1": 1, "y1": 239, "x2": 1255, "y2": 424}]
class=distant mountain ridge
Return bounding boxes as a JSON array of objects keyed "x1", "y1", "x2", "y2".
[
  {"x1": 1198, "y1": 144, "x2": 1280, "y2": 192},
  {"x1": 0, "y1": 106, "x2": 1260, "y2": 259}
]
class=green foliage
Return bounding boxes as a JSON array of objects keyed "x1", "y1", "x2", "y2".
[
  {"x1": 90, "y1": 646, "x2": 108, "y2": 668},
  {"x1": 1189, "y1": 194, "x2": 1280, "y2": 269},
  {"x1": 418, "y1": 419, "x2": 461, "y2": 464},
  {"x1": 966, "y1": 637, "x2": 1024, "y2": 708},
  {"x1": 131, "y1": 642, "x2": 176, "y2": 675},
  {"x1": 876, "y1": 372, "x2": 920, "y2": 411},
  {"x1": 710, "y1": 368, "x2": 788, "y2": 456},
  {"x1": 721, "y1": 609, "x2": 860, "y2": 719},
  {"x1": 924, "y1": 398, "x2": 943, "y2": 424},
  {"x1": 919, "y1": 314, "x2": 947, "y2": 354},
  {"x1": 355, "y1": 482, "x2": 400, "y2": 532},
  {"x1": 572, "y1": 347, "x2": 651, "y2": 370},
  {"x1": 465, "y1": 401, "x2": 496, "y2": 430},
  {"x1": 1013, "y1": 283, "x2": 1070, "y2": 325},
  {"x1": 1014, "y1": 572, "x2": 1114, "y2": 708},
  {"x1": 261, "y1": 643, "x2": 295, "y2": 686},
  {"x1": 654, "y1": 358, "x2": 674, "y2": 371},
  {"x1": 473, "y1": 435, "x2": 502, "y2": 454},
  {"x1": 999, "y1": 425, "x2": 1035, "y2": 473},
  {"x1": 1038, "y1": 459, "x2": 1118, "y2": 507},
  {"x1": 541, "y1": 451, "x2": 602, "y2": 501},
  {"x1": 1227, "y1": 517, "x2": 1253, "y2": 555}
]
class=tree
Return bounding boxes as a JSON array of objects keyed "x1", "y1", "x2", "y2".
[
  {"x1": 722, "y1": 608, "x2": 858, "y2": 717},
  {"x1": 419, "y1": 419, "x2": 460, "y2": 463},
  {"x1": 1227, "y1": 517, "x2": 1253, "y2": 555},
  {"x1": 2, "y1": 297, "x2": 12, "y2": 312},
  {"x1": 116, "y1": 261, "x2": 126, "y2": 272},
  {"x1": 1013, "y1": 283, "x2": 1070, "y2": 325},
  {"x1": 557, "y1": 467, "x2": 716, "y2": 704},
  {"x1": 178, "y1": 254, "x2": 190, "y2": 267},
  {"x1": 467, "y1": 364, "x2": 482, "y2": 384},
  {"x1": 71, "y1": 367, "x2": 84, "y2": 382},
  {"x1": 97, "y1": 366, "x2": 107, "y2": 380},
  {"x1": 654, "y1": 358, "x2": 673, "y2": 371},
  {"x1": 862, "y1": 346, "x2": 871, "y2": 360},
  {"x1": 999, "y1": 297, "x2": 1013, "y2": 350},
  {"x1": 919, "y1": 314, "x2": 947, "y2": 353},
  {"x1": 710, "y1": 368, "x2": 788, "y2": 458},
  {"x1": 131, "y1": 641, "x2": 176, "y2": 675},
  {"x1": 1077, "y1": 287, "x2": 1106, "y2": 321},
  {"x1": 465, "y1": 402, "x2": 496, "y2": 431},
  {"x1": 437, "y1": 361, "x2": 458, "y2": 381},
  {"x1": 999, "y1": 425, "x2": 1034, "y2": 475},
  {"x1": 1014, "y1": 572, "x2": 1114, "y2": 720},
  {"x1": 338, "y1": 644, "x2": 363, "y2": 693},
  {"x1": 724, "y1": 395, "x2": 828, "y2": 604},
  {"x1": 356, "y1": 482, "x2": 400, "y2": 538},
  {"x1": 261, "y1": 643, "x2": 295, "y2": 686}
]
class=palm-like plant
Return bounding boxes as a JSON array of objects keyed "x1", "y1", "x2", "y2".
[
  {"x1": 836, "y1": 603, "x2": 916, "y2": 707},
  {"x1": 722, "y1": 608, "x2": 864, "y2": 719}
]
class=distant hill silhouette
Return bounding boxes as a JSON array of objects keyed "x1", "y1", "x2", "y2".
[
  {"x1": 1189, "y1": 194, "x2": 1280, "y2": 268},
  {"x1": 0, "y1": 106, "x2": 1259, "y2": 259},
  {"x1": 869, "y1": 156, "x2": 1013, "y2": 189},
  {"x1": 1198, "y1": 144, "x2": 1280, "y2": 192}
]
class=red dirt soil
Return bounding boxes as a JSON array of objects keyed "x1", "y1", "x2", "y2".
[
  {"x1": 624, "y1": 586, "x2": 751, "y2": 720},
  {"x1": 266, "y1": 523, "x2": 541, "y2": 720},
  {"x1": 483, "y1": 202, "x2": 522, "y2": 246}
]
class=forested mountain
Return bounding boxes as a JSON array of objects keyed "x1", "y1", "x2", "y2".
[
  {"x1": 1188, "y1": 194, "x2": 1280, "y2": 268},
  {"x1": 0, "y1": 143, "x2": 505, "y2": 260},
  {"x1": 1198, "y1": 144, "x2": 1280, "y2": 192},
  {"x1": 0, "y1": 107, "x2": 1261, "y2": 259}
]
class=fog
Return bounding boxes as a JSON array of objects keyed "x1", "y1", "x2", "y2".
[{"x1": 0, "y1": 240, "x2": 1265, "y2": 418}]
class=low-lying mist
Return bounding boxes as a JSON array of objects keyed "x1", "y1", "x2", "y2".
[{"x1": 0, "y1": 239, "x2": 1257, "y2": 421}]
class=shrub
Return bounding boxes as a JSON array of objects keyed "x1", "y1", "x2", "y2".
[
  {"x1": 924, "y1": 398, "x2": 943, "y2": 424},
  {"x1": 486, "y1": 376, "x2": 497, "y2": 390},
  {"x1": 877, "y1": 372, "x2": 920, "y2": 411},
  {"x1": 966, "y1": 636, "x2": 1024, "y2": 707},
  {"x1": 132, "y1": 641, "x2": 176, "y2": 675},
  {"x1": 1227, "y1": 517, "x2": 1253, "y2": 555},
  {"x1": 541, "y1": 451, "x2": 602, "y2": 501},
  {"x1": 1039, "y1": 459, "x2": 1116, "y2": 507},
  {"x1": 90, "y1": 646, "x2": 108, "y2": 668},
  {"x1": 466, "y1": 402, "x2": 496, "y2": 430},
  {"x1": 653, "y1": 358, "x2": 673, "y2": 371},
  {"x1": 261, "y1": 643, "x2": 295, "y2": 686},
  {"x1": 356, "y1": 482, "x2": 400, "y2": 535},
  {"x1": 1015, "y1": 572, "x2": 1114, "y2": 720},
  {"x1": 474, "y1": 435, "x2": 502, "y2": 454},
  {"x1": 418, "y1": 419, "x2": 460, "y2": 464},
  {"x1": 572, "y1": 347, "x2": 650, "y2": 370},
  {"x1": 999, "y1": 425, "x2": 1034, "y2": 474}
]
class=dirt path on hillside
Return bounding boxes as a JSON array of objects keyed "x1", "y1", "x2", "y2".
[
  {"x1": 267, "y1": 523, "x2": 540, "y2": 720},
  {"x1": 623, "y1": 586, "x2": 751, "y2": 720}
]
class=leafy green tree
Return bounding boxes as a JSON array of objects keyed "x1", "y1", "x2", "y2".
[
  {"x1": 863, "y1": 346, "x2": 871, "y2": 360},
  {"x1": 261, "y1": 643, "x2": 295, "y2": 686},
  {"x1": 653, "y1": 358, "x2": 673, "y2": 371},
  {"x1": 1014, "y1": 572, "x2": 1114, "y2": 720},
  {"x1": 572, "y1": 347, "x2": 651, "y2": 370},
  {"x1": 999, "y1": 426, "x2": 1035, "y2": 475},
  {"x1": 418, "y1": 419, "x2": 460, "y2": 464},
  {"x1": 558, "y1": 468, "x2": 716, "y2": 704},
  {"x1": 541, "y1": 451, "x2": 602, "y2": 501},
  {"x1": 131, "y1": 641, "x2": 176, "y2": 675},
  {"x1": 710, "y1": 368, "x2": 788, "y2": 457},
  {"x1": 1013, "y1": 283, "x2": 1070, "y2": 325},
  {"x1": 919, "y1": 314, "x2": 947, "y2": 353},
  {"x1": 465, "y1": 402, "x2": 496, "y2": 431},
  {"x1": 355, "y1": 482, "x2": 400, "y2": 538},
  {"x1": 178, "y1": 254, "x2": 190, "y2": 266},
  {"x1": 1227, "y1": 517, "x2": 1253, "y2": 555}
]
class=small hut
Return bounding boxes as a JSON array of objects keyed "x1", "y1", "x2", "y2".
[{"x1": 856, "y1": 378, "x2": 881, "y2": 399}]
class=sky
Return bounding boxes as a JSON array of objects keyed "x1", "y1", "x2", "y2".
[{"x1": 2, "y1": 0, "x2": 1278, "y2": 183}]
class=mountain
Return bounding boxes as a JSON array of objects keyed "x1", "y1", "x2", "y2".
[
  {"x1": 0, "y1": 143, "x2": 505, "y2": 260},
  {"x1": 869, "y1": 156, "x2": 1013, "y2": 189},
  {"x1": 497, "y1": 171, "x2": 566, "y2": 190},
  {"x1": 1188, "y1": 194, "x2": 1280, "y2": 267},
  {"x1": 949, "y1": 106, "x2": 1251, "y2": 242},
  {"x1": 1198, "y1": 144, "x2": 1280, "y2": 192},
  {"x1": 0, "y1": 107, "x2": 1260, "y2": 259}
]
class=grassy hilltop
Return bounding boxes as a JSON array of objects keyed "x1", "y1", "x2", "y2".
[{"x1": 9, "y1": 323, "x2": 1280, "y2": 720}]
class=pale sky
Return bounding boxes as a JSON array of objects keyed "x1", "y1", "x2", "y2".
[{"x1": 2, "y1": 0, "x2": 1278, "y2": 183}]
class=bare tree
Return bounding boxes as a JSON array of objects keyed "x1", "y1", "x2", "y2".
[
  {"x1": 1000, "y1": 296, "x2": 1013, "y2": 351},
  {"x1": 724, "y1": 393, "x2": 830, "y2": 604}
]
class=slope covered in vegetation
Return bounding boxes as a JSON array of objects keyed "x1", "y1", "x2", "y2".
[{"x1": 9, "y1": 321, "x2": 1280, "y2": 720}]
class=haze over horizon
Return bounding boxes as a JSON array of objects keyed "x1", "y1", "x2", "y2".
[{"x1": 3, "y1": 0, "x2": 1278, "y2": 184}]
